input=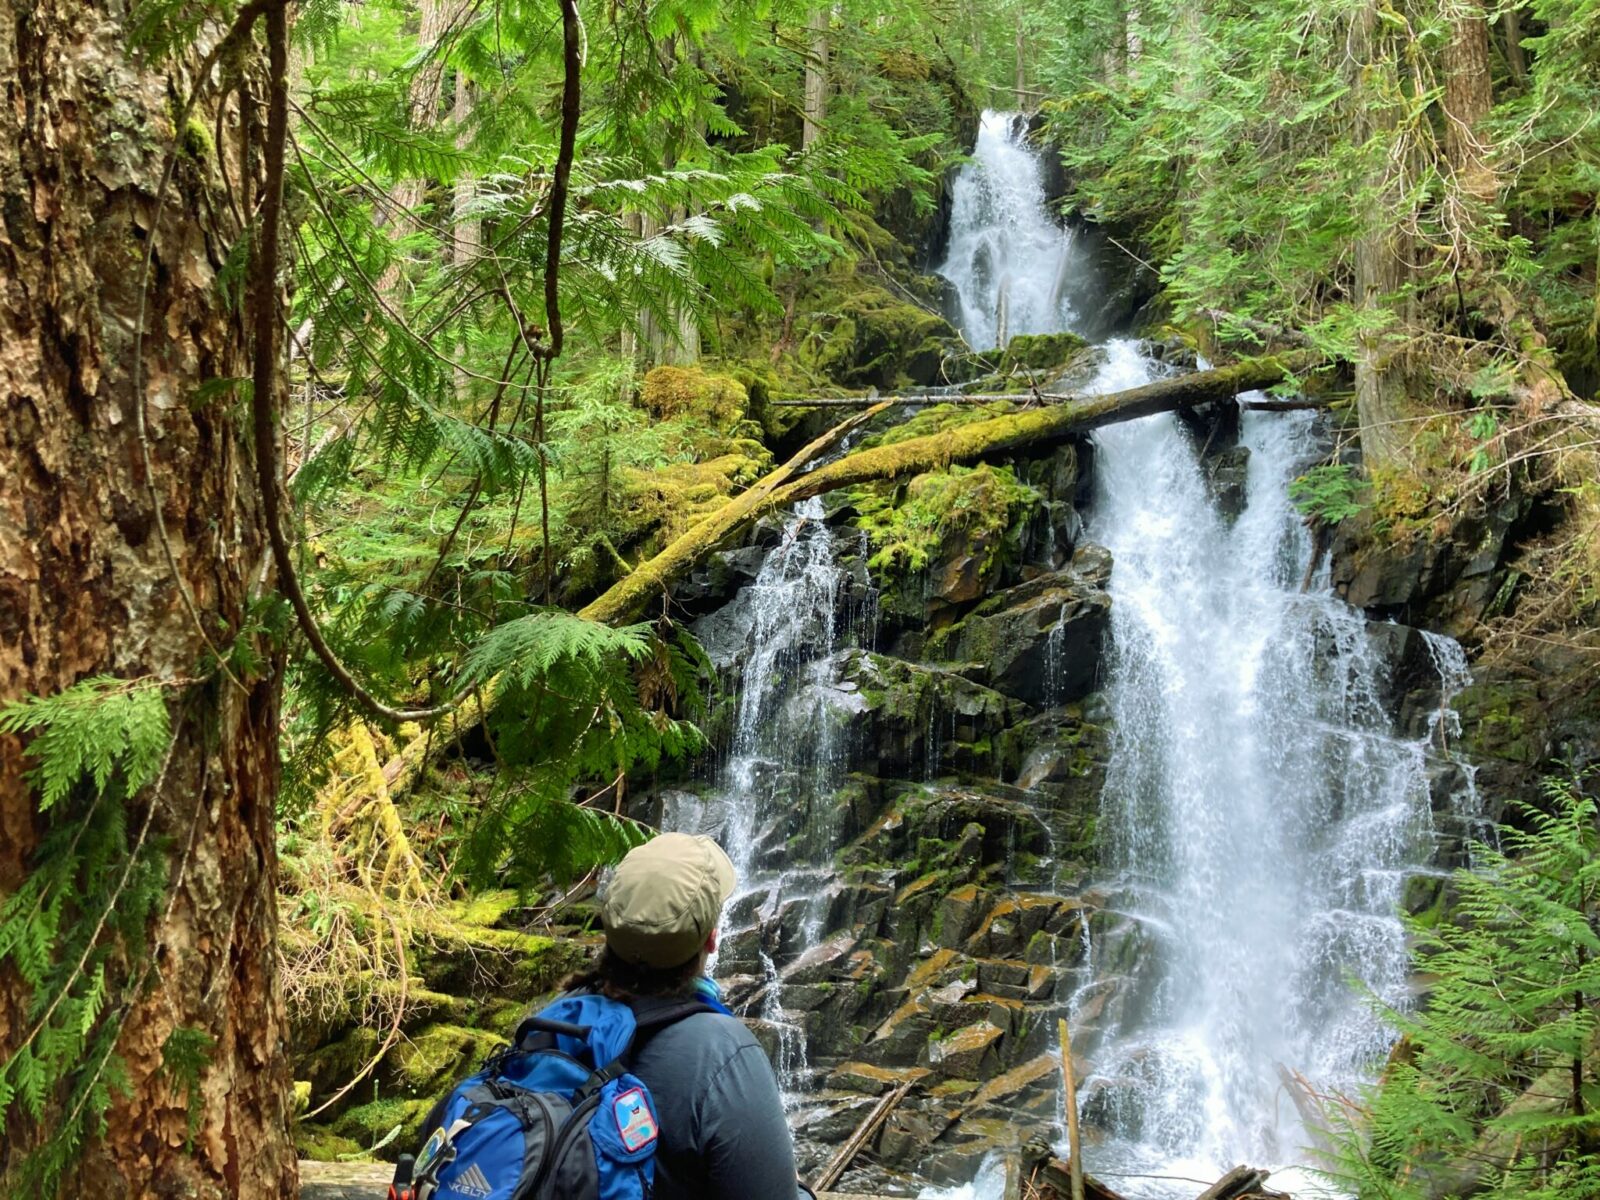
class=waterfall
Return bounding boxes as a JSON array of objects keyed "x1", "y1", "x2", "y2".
[
  {"x1": 675, "y1": 495, "x2": 878, "y2": 1102},
  {"x1": 937, "y1": 111, "x2": 1080, "y2": 349},
  {"x1": 933, "y1": 115, "x2": 1478, "y2": 1196}
]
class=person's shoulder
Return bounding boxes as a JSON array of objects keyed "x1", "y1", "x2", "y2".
[{"x1": 663, "y1": 1009, "x2": 757, "y2": 1050}]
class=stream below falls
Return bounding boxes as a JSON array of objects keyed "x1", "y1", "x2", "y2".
[{"x1": 652, "y1": 111, "x2": 1483, "y2": 1198}]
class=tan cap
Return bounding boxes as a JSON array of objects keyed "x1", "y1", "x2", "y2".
[{"x1": 600, "y1": 833, "x2": 737, "y2": 969}]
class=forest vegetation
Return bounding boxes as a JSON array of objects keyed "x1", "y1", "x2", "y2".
[{"x1": 0, "y1": 0, "x2": 1597, "y2": 1196}]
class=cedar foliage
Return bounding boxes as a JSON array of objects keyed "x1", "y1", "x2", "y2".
[{"x1": 1327, "y1": 772, "x2": 1600, "y2": 1199}]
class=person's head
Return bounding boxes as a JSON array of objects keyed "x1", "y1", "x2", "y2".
[{"x1": 573, "y1": 833, "x2": 736, "y2": 999}]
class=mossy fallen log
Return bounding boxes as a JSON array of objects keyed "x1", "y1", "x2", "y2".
[
  {"x1": 374, "y1": 354, "x2": 1321, "y2": 796},
  {"x1": 581, "y1": 353, "x2": 1322, "y2": 626}
]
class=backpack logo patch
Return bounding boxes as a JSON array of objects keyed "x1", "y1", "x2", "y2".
[
  {"x1": 447, "y1": 1162, "x2": 494, "y2": 1199},
  {"x1": 612, "y1": 1087, "x2": 658, "y2": 1152}
]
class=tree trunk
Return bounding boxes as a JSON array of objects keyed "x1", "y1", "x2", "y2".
[
  {"x1": 1350, "y1": 0, "x2": 1412, "y2": 471},
  {"x1": 803, "y1": 8, "x2": 828, "y2": 149},
  {"x1": 378, "y1": 0, "x2": 453, "y2": 298},
  {"x1": 1443, "y1": 0, "x2": 1496, "y2": 201},
  {"x1": 1014, "y1": 26, "x2": 1028, "y2": 110},
  {"x1": 1501, "y1": 7, "x2": 1528, "y2": 84},
  {"x1": 0, "y1": 3, "x2": 294, "y2": 1196},
  {"x1": 452, "y1": 70, "x2": 478, "y2": 399}
]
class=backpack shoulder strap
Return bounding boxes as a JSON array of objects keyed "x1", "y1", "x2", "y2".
[{"x1": 574, "y1": 996, "x2": 720, "y2": 1100}]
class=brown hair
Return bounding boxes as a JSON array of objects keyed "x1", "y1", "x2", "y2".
[{"x1": 561, "y1": 944, "x2": 707, "y2": 1002}]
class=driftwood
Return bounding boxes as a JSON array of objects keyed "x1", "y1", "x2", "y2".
[
  {"x1": 582, "y1": 352, "x2": 1321, "y2": 626},
  {"x1": 1058, "y1": 1018, "x2": 1086, "y2": 1200},
  {"x1": 1194, "y1": 1165, "x2": 1286, "y2": 1200},
  {"x1": 811, "y1": 1081, "x2": 913, "y2": 1193},
  {"x1": 1027, "y1": 1159, "x2": 1127, "y2": 1200}
]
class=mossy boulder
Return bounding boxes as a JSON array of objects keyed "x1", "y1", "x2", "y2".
[
  {"x1": 797, "y1": 283, "x2": 965, "y2": 389},
  {"x1": 390, "y1": 1023, "x2": 505, "y2": 1097},
  {"x1": 999, "y1": 332, "x2": 1089, "y2": 375},
  {"x1": 639, "y1": 365, "x2": 748, "y2": 431},
  {"x1": 853, "y1": 465, "x2": 1041, "y2": 623},
  {"x1": 329, "y1": 1097, "x2": 437, "y2": 1160}
]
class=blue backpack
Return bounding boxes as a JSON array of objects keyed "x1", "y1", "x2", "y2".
[{"x1": 401, "y1": 992, "x2": 722, "y2": 1200}]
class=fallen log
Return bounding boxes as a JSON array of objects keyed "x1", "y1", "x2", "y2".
[
  {"x1": 768, "y1": 391, "x2": 1331, "y2": 411},
  {"x1": 811, "y1": 1080, "x2": 913, "y2": 1193},
  {"x1": 376, "y1": 353, "x2": 1323, "y2": 793},
  {"x1": 582, "y1": 352, "x2": 1321, "y2": 626},
  {"x1": 575, "y1": 398, "x2": 893, "y2": 626}
]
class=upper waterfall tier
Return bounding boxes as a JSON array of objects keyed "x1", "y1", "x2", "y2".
[{"x1": 937, "y1": 111, "x2": 1081, "y2": 350}]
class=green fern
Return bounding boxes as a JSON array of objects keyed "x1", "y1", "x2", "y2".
[
  {"x1": 1324, "y1": 772, "x2": 1600, "y2": 1199},
  {"x1": 0, "y1": 677, "x2": 178, "y2": 1194}
]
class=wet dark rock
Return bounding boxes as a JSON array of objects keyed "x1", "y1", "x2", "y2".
[
  {"x1": 1205, "y1": 444, "x2": 1252, "y2": 520},
  {"x1": 927, "y1": 1020, "x2": 1004, "y2": 1078},
  {"x1": 669, "y1": 543, "x2": 771, "y2": 614},
  {"x1": 1329, "y1": 494, "x2": 1534, "y2": 635},
  {"x1": 927, "y1": 544, "x2": 1112, "y2": 706}
]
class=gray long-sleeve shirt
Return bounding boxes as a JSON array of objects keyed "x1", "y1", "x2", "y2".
[{"x1": 630, "y1": 1010, "x2": 804, "y2": 1200}]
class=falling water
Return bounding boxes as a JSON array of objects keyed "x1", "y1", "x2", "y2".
[
  {"x1": 681, "y1": 495, "x2": 878, "y2": 1099},
  {"x1": 937, "y1": 111, "x2": 1080, "y2": 349},
  {"x1": 932, "y1": 115, "x2": 1478, "y2": 1196},
  {"x1": 722, "y1": 496, "x2": 853, "y2": 874}
]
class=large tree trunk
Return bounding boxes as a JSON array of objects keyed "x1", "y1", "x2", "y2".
[
  {"x1": 1350, "y1": 0, "x2": 1412, "y2": 471},
  {"x1": 1443, "y1": 0, "x2": 1496, "y2": 201},
  {"x1": 378, "y1": 0, "x2": 453, "y2": 298},
  {"x1": 0, "y1": 3, "x2": 294, "y2": 1196}
]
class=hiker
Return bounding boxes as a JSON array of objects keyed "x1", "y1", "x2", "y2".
[
  {"x1": 398, "y1": 832, "x2": 808, "y2": 1200},
  {"x1": 571, "y1": 831, "x2": 807, "y2": 1199}
]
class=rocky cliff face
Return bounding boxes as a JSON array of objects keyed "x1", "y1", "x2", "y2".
[{"x1": 627, "y1": 363, "x2": 1215, "y2": 1191}]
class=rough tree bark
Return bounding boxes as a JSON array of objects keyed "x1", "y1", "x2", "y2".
[
  {"x1": 1350, "y1": 0, "x2": 1412, "y2": 472},
  {"x1": 0, "y1": 2, "x2": 295, "y2": 1196},
  {"x1": 1443, "y1": 0, "x2": 1496, "y2": 202}
]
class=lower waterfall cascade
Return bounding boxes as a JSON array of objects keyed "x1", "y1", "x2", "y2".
[{"x1": 651, "y1": 112, "x2": 1483, "y2": 1198}]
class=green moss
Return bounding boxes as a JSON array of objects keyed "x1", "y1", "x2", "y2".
[
  {"x1": 852, "y1": 464, "x2": 1040, "y2": 595},
  {"x1": 330, "y1": 1097, "x2": 437, "y2": 1157},
  {"x1": 639, "y1": 366, "x2": 748, "y2": 432},
  {"x1": 447, "y1": 890, "x2": 522, "y2": 929},
  {"x1": 392, "y1": 1023, "x2": 504, "y2": 1096},
  {"x1": 999, "y1": 332, "x2": 1089, "y2": 374},
  {"x1": 294, "y1": 1123, "x2": 365, "y2": 1162},
  {"x1": 181, "y1": 117, "x2": 213, "y2": 160}
]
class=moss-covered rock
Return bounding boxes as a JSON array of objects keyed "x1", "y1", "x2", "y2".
[
  {"x1": 853, "y1": 464, "x2": 1041, "y2": 622},
  {"x1": 639, "y1": 365, "x2": 748, "y2": 431},
  {"x1": 795, "y1": 282, "x2": 966, "y2": 390},
  {"x1": 329, "y1": 1097, "x2": 437, "y2": 1159},
  {"x1": 999, "y1": 332, "x2": 1089, "y2": 374},
  {"x1": 294, "y1": 1122, "x2": 365, "y2": 1163}
]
